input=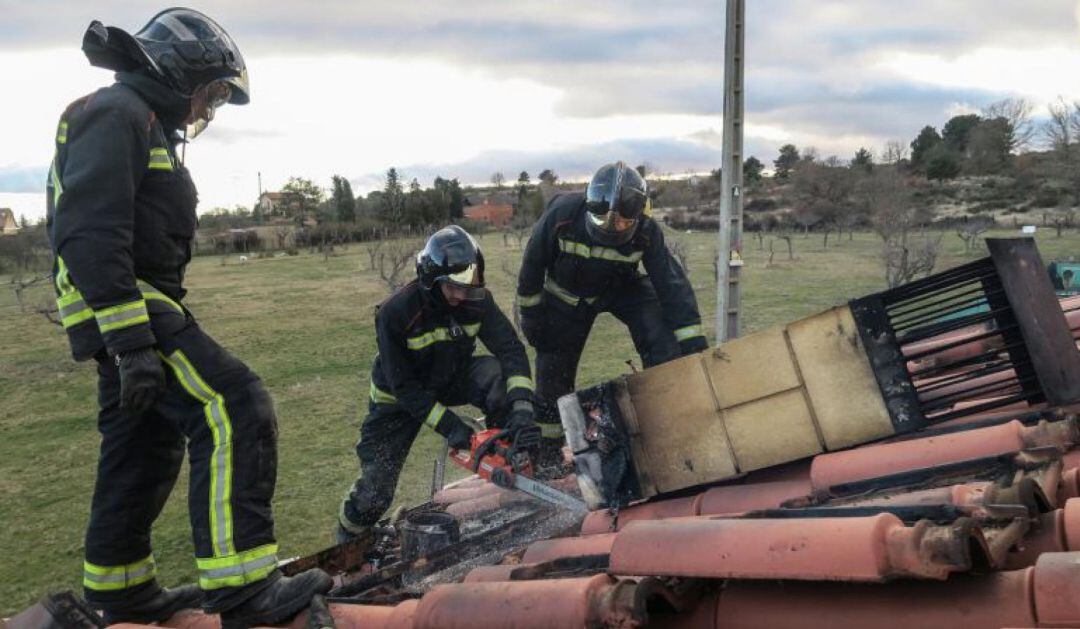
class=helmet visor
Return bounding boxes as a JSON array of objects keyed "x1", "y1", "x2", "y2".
[
  {"x1": 586, "y1": 209, "x2": 638, "y2": 245},
  {"x1": 185, "y1": 80, "x2": 232, "y2": 138},
  {"x1": 206, "y1": 80, "x2": 232, "y2": 108},
  {"x1": 441, "y1": 263, "x2": 487, "y2": 301}
]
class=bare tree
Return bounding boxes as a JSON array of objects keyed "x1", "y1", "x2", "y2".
[
  {"x1": 35, "y1": 301, "x2": 61, "y2": 326},
  {"x1": 9, "y1": 273, "x2": 61, "y2": 325},
  {"x1": 882, "y1": 140, "x2": 909, "y2": 166},
  {"x1": 1042, "y1": 98, "x2": 1080, "y2": 211},
  {"x1": 1043, "y1": 97, "x2": 1078, "y2": 154},
  {"x1": 857, "y1": 170, "x2": 940, "y2": 287},
  {"x1": 776, "y1": 233, "x2": 795, "y2": 261},
  {"x1": 882, "y1": 231, "x2": 943, "y2": 287},
  {"x1": 1049, "y1": 204, "x2": 1076, "y2": 238},
  {"x1": 837, "y1": 203, "x2": 861, "y2": 241},
  {"x1": 362, "y1": 239, "x2": 385, "y2": 271},
  {"x1": 666, "y1": 238, "x2": 690, "y2": 276},
  {"x1": 772, "y1": 214, "x2": 796, "y2": 262},
  {"x1": 983, "y1": 97, "x2": 1035, "y2": 153},
  {"x1": 503, "y1": 221, "x2": 531, "y2": 249},
  {"x1": 376, "y1": 240, "x2": 421, "y2": 292},
  {"x1": 274, "y1": 225, "x2": 291, "y2": 251},
  {"x1": 490, "y1": 172, "x2": 506, "y2": 189},
  {"x1": 956, "y1": 215, "x2": 994, "y2": 253},
  {"x1": 9, "y1": 272, "x2": 51, "y2": 312},
  {"x1": 500, "y1": 258, "x2": 523, "y2": 330},
  {"x1": 793, "y1": 160, "x2": 854, "y2": 247},
  {"x1": 792, "y1": 206, "x2": 821, "y2": 236}
]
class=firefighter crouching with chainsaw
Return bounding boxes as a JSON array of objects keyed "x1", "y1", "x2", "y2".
[
  {"x1": 337, "y1": 225, "x2": 541, "y2": 541},
  {"x1": 47, "y1": 9, "x2": 330, "y2": 627},
  {"x1": 517, "y1": 162, "x2": 709, "y2": 445}
]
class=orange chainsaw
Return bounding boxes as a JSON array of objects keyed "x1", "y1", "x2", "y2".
[{"x1": 449, "y1": 428, "x2": 588, "y2": 513}]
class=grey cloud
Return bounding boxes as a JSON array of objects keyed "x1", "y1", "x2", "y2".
[
  {"x1": 351, "y1": 136, "x2": 724, "y2": 192},
  {"x1": 8, "y1": 2, "x2": 1076, "y2": 73},
  {"x1": 0, "y1": 166, "x2": 47, "y2": 193},
  {"x1": 347, "y1": 130, "x2": 812, "y2": 194},
  {"x1": 6, "y1": 1, "x2": 1076, "y2": 170}
]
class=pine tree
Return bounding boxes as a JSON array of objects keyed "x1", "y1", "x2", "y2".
[{"x1": 331, "y1": 175, "x2": 356, "y2": 222}]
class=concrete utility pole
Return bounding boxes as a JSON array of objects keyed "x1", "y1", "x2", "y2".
[{"x1": 716, "y1": 0, "x2": 745, "y2": 343}]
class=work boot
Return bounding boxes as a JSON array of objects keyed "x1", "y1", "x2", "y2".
[
  {"x1": 334, "y1": 506, "x2": 373, "y2": 545},
  {"x1": 218, "y1": 569, "x2": 332, "y2": 629},
  {"x1": 334, "y1": 522, "x2": 368, "y2": 545},
  {"x1": 99, "y1": 584, "x2": 202, "y2": 625}
]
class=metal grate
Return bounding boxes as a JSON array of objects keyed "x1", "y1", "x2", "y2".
[{"x1": 869, "y1": 258, "x2": 1043, "y2": 425}]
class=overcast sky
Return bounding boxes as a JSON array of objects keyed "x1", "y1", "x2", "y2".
[{"x1": 3, "y1": 1, "x2": 1080, "y2": 220}]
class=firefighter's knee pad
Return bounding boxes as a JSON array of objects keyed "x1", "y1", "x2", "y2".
[{"x1": 239, "y1": 379, "x2": 279, "y2": 441}]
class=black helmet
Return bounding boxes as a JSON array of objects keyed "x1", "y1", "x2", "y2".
[
  {"x1": 584, "y1": 162, "x2": 649, "y2": 246},
  {"x1": 416, "y1": 225, "x2": 487, "y2": 301},
  {"x1": 83, "y1": 8, "x2": 249, "y2": 104}
]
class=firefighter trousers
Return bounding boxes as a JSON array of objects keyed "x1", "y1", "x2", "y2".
[
  {"x1": 341, "y1": 356, "x2": 505, "y2": 528},
  {"x1": 83, "y1": 309, "x2": 279, "y2": 611},
  {"x1": 534, "y1": 276, "x2": 680, "y2": 406}
]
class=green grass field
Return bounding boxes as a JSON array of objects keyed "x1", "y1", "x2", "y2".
[{"x1": 1, "y1": 227, "x2": 1077, "y2": 614}]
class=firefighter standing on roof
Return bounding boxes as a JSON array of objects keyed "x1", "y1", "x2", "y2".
[
  {"x1": 517, "y1": 162, "x2": 709, "y2": 437},
  {"x1": 47, "y1": 9, "x2": 330, "y2": 627},
  {"x1": 337, "y1": 225, "x2": 540, "y2": 541}
]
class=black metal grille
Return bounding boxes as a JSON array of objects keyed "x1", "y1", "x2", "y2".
[{"x1": 854, "y1": 257, "x2": 1045, "y2": 428}]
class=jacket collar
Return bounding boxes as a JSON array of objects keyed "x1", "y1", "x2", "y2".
[{"x1": 116, "y1": 70, "x2": 192, "y2": 133}]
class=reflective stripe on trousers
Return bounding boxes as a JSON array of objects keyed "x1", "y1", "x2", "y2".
[
  {"x1": 370, "y1": 381, "x2": 398, "y2": 405},
  {"x1": 506, "y1": 375, "x2": 535, "y2": 393},
  {"x1": 83, "y1": 555, "x2": 157, "y2": 592},
  {"x1": 159, "y1": 349, "x2": 236, "y2": 558},
  {"x1": 674, "y1": 324, "x2": 704, "y2": 342},
  {"x1": 195, "y1": 543, "x2": 279, "y2": 590}
]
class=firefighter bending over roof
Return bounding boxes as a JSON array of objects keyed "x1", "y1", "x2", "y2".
[
  {"x1": 337, "y1": 225, "x2": 541, "y2": 540},
  {"x1": 47, "y1": 9, "x2": 330, "y2": 627},
  {"x1": 517, "y1": 162, "x2": 709, "y2": 443}
]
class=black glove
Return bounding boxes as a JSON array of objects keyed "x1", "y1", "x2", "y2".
[
  {"x1": 117, "y1": 346, "x2": 166, "y2": 414},
  {"x1": 436, "y1": 412, "x2": 475, "y2": 450},
  {"x1": 505, "y1": 400, "x2": 541, "y2": 451},
  {"x1": 519, "y1": 311, "x2": 547, "y2": 350}
]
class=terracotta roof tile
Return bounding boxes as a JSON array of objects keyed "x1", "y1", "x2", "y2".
[
  {"x1": 521, "y1": 533, "x2": 616, "y2": 564},
  {"x1": 608, "y1": 514, "x2": 987, "y2": 582},
  {"x1": 809, "y1": 419, "x2": 1077, "y2": 491}
]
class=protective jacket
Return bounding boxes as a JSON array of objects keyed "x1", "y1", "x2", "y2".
[
  {"x1": 370, "y1": 280, "x2": 534, "y2": 433},
  {"x1": 517, "y1": 192, "x2": 708, "y2": 354},
  {"x1": 48, "y1": 71, "x2": 197, "y2": 361},
  {"x1": 48, "y1": 70, "x2": 283, "y2": 608}
]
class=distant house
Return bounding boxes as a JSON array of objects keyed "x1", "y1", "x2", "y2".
[
  {"x1": 0, "y1": 208, "x2": 19, "y2": 236},
  {"x1": 255, "y1": 191, "x2": 300, "y2": 217},
  {"x1": 464, "y1": 192, "x2": 516, "y2": 209},
  {"x1": 464, "y1": 197, "x2": 514, "y2": 228}
]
